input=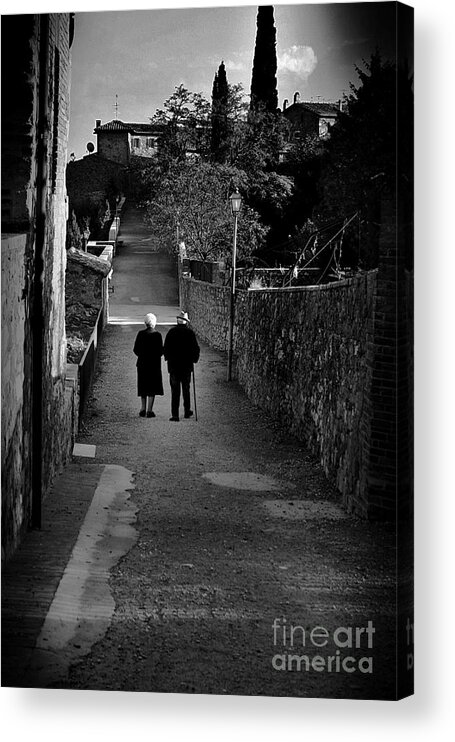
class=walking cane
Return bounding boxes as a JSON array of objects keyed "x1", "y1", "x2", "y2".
[{"x1": 192, "y1": 368, "x2": 198, "y2": 421}]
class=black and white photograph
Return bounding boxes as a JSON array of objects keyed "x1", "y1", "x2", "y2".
[{"x1": 2, "y1": 0, "x2": 414, "y2": 703}]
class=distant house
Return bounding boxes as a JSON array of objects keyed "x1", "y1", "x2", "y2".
[
  {"x1": 282, "y1": 93, "x2": 342, "y2": 140},
  {"x1": 94, "y1": 119, "x2": 165, "y2": 166}
]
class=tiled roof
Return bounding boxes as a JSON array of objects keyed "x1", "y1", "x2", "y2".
[
  {"x1": 128, "y1": 122, "x2": 166, "y2": 134},
  {"x1": 94, "y1": 120, "x2": 165, "y2": 134},
  {"x1": 285, "y1": 102, "x2": 339, "y2": 117},
  {"x1": 94, "y1": 120, "x2": 131, "y2": 132}
]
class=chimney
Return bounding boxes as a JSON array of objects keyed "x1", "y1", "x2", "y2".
[
  {"x1": 95, "y1": 119, "x2": 101, "y2": 128},
  {"x1": 283, "y1": 99, "x2": 288, "y2": 111},
  {"x1": 293, "y1": 92, "x2": 300, "y2": 104},
  {"x1": 339, "y1": 99, "x2": 343, "y2": 111}
]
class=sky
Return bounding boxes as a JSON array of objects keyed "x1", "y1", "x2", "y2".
[{"x1": 66, "y1": 1, "x2": 409, "y2": 159}]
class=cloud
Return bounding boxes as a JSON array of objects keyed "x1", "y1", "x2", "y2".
[
  {"x1": 277, "y1": 45, "x2": 317, "y2": 80},
  {"x1": 225, "y1": 59, "x2": 247, "y2": 72}
]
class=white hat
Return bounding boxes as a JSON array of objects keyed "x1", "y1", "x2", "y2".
[{"x1": 176, "y1": 310, "x2": 190, "y2": 323}]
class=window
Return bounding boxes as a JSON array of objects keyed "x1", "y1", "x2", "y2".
[{"x1": 132, "y1": 138, "x2": 140, "y2": 148}]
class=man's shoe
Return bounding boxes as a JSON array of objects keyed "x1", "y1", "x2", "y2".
[
  {"x1": 184, "y1": 410, "x2": 194, "y2": 419},
  {"x1": 146, "y1": 411, "x2": 156, "y2": 418},
  {"x1": 139, "y1": 410, "x2": 146, "y2": 417},
  {"x1": 169, "y1": 416, "x2": 179, "y2": 422}
]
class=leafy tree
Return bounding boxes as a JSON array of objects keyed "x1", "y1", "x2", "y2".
[
  {"x1": 211, "y1": 61, "x2": 230, "y2": 163},
  {"x1": 66, "y1": 210, "x2": 83, "y2": 250},
  {"x1": 235, "y1": 102, "x2": 289, "y2": 172},
  {"x1": 284, "y1": 133, "x2": 325, "y2": 229},
  {"x1": 150, "y1": 84, "x2": 211, "y2": 166},
  {"x1": 317, "y1": 51, "x2": 413, "y2": 268},
  {"x1": 143, "y1": 161, "x2": 268, "y2": 262},
  {"x1": 250, "y1": 5, "x2": 278, "y2": 113}
]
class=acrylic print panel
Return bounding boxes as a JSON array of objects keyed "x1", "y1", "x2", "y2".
[{"x1": 1, "y1": 1, "x2": 413, "y2": 699}]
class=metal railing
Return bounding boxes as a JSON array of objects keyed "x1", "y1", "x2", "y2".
[{"x1": 78, "y1": 307, "x2": 104, "y2": 424}]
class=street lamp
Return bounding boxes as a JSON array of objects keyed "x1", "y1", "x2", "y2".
[{"x1": 227, "y1": 190, "x2": 241, "y2": 381}]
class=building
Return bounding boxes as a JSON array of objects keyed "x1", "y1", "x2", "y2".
[
  {"x1": 1, "y1": 13, "x2": 77, "y2": 562},
  {"x1": 94, "y1": 119, "x2": 165, "y2": 166},
  {"x1": 282, "y1": 93, "x2": 342, "y2": 140},
  {"x1": 66, "y1": 152, "x2": 127, "y2": 217}
]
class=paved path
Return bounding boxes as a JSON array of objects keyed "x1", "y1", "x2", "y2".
[
  {"x1": 109, "y1": 205, "x2": 179, "y2": 325},
  {"x1": 2, "y1": 209, "x2": 397, "y2": 698}
]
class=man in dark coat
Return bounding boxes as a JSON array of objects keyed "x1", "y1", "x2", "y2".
[{"x1": 163, "y1": 310, "x2": 200, "y2": 421}]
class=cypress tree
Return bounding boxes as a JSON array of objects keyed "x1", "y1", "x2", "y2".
[
  {"x1": 250, "y1": 5, "x2": 278, "y2": 113},
  {"x1": 211, "y1": 61, "x2": 230, "y2": 163}
]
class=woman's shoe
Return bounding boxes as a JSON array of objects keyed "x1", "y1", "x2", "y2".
[
  {"x1": 146, "y1": 411, "x2": 155, "y2": 418},
  {"x1": 139, "y1": 410, "x2": 146, "y2": 417}
]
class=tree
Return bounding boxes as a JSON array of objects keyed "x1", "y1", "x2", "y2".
[
  {"x1": 66, "y1": 210, "x2": 83, "y2": 250},
  {"x1": 284, "y1": 133, "x2": 325, "y2": 229},
  {"x1": 150, "y1": 84, "x2": 211, "y2": 167},
  {"x1": 211, "y1": 61, "x2": 230, "y2": 163},
  {"x1": 250, "y1": 6, "x2": 278, "y2": 113},
  {"x1": 235, "y1": 103, "x2": 289, "y2": 172},
  {"x1": 143, "y1": 161, "x2": 268, "y2": 262},
  {"x1": 317, "y1": 51, "x2": 413, "y2": 268}
]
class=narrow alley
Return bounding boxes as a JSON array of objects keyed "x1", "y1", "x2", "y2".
[{"x1": 2, "y1": 208, "x2": 397, "y2": 698}]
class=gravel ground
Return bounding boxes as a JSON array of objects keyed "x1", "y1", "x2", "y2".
[{"x1": 64, "y1": 319, "x2": 397, "y2": 699}]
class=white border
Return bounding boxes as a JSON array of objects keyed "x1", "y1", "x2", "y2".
[{"x1": 1, "y1": 1, "x2": 454, "y2": 740}]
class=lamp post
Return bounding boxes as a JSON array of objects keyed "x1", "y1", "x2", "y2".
[{"x1": 227, "y1": 190, "x2": 241, "y2": 381}]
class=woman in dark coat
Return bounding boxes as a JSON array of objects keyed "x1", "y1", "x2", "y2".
[{"x1": 133, "y1": 313, "x2": 164, "y2": 417}]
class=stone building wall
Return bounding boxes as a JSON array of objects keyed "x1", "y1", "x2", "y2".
[
  {"x1": 1, "y1": 235, "x2": 32, "y2": 560},
  {"x1": 66, "y1": 154, "x2": 127, "y2": 213},
  {"x1": 98, "y1": 131, "x2": 130, "y2": 165},
  {"x1": 1, "y1": 13, "x2": 76, "y2": 562}
]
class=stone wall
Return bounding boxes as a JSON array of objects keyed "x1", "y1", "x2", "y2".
[
  {"x1": 180, "y1": 278, "x2": 231, "y2": 351},
  {"x1": 181, "y1": 273, "x2": 375, "y2": 516},
  {"x1": 1, "y1": 234, "x2": 32, "y2": 560},
  {"x1": 98, "y1": 131, "x2": 130, "y2": 166},
  {"x1": 66, "y1": 247, "x2": 111, "y2": 335},
  {"x1": 236, "y1": 277, "x2": 376, "y2": 515},
  {"x1": 66, "y1": 248, "x2": 111, "y2": 307},
  {"x1": 66, "y1": 153, "x2": 127, "y2": 213},
  {"x1": 180, "y1": 215, "x2": 413, "y2": 520},
  {"x1": 1, "y1": 14, "x2": 76, "y2": 562}
]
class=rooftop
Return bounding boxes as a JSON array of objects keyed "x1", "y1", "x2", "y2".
[
  {"x1": 284, "y1": 102, "x2": 340, "y2": 117},
  {"x1": 94, "y1": 119, "x2": 165, "y2": 134}
]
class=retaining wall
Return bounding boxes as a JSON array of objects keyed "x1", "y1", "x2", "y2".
[
  {"x1": 180, "y1": 203, "x2": 412, "y2": 520},
  {"x1": 181, "y1": 273, "x2": 375, "y2": 515}
]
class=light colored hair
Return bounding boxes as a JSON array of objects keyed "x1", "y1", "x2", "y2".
[{"x1": 144, "y1": 313, "x2": 157, "y2": 328}]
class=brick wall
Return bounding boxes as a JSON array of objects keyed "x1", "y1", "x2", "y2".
[{"x1": 360, "y1": 201, "x2": 413, "y2": 519}]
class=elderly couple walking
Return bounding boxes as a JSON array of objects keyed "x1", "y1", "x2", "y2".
[{"x1": 133, "y1": 310, "x2": 200, "y2": 422}]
